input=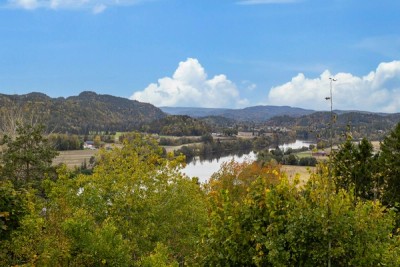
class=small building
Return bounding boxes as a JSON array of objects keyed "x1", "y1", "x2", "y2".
[
  {"x1": 84, "y1": 141, "x2": 96, "y2": 150},
  {"x1": 312, "y1": 151, "x2": 326, "y2": 157}
]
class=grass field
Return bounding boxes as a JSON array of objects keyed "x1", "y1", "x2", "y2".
[
  {"x1": 282, "y1": 165, "x2": 314, "y2": 185},
  {"x1": 53, "y1": 149, "x2": 97, "y2": 168}
]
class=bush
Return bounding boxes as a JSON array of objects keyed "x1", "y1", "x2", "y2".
[{"x1": 299, "y1": 156, "x2": 318, "y2": 166}]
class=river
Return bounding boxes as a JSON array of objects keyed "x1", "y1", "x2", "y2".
[
  {"x1": 279, "y1": 139, "x2": 314, "y2": 151},
  {"x1": 181, "y1": 140, "x2": 314, "y2": 183},
  {"x1": 182, "y1": 151, "x2": 257, "y2": 183}
]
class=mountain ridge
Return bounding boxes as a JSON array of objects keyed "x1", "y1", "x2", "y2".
[
  {"x1": 0, "y1": 91, "x2": 166, "y2": 134},
  {"x1": 161, "y1": 105, "x2": 315, "y2": 122},
  {"x1": 1, "y1": 91, "x2": 399, "y2": 136},
  {"x1": 161, "y1": 106, "x2": 398, "y2": 122}
]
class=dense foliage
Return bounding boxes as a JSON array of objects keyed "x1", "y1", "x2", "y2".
[
  {"x1": 146, "y1": 115, "x2": 211, "y2": 136},
  {"x1": 331, "y1": 123, "x2": 400, "y2": 207},
  {"x1": 2, "y1": 123, "x2": 400, "y2": 266},
  {"x1": 258, "y1": 147, "x2": 318, "y2": 167},
  {"x1": 48, "y1": 133, "x2": 83, "y2": 151},
  {"x1": 332, "y1": 138, "x2": 376, "y2": 199},
  {"x1": 0, "y1": 133, "x2": 207, "y2": 266},
  {"x1": 198, "y1": 163, "x2": 400, "y2": 266},
  {"x1": 378, "y1": 122, "x2": 400, "y2": 206},
  {"x1": 0, "y1": 124, "x2": 59, "y2": 190}
]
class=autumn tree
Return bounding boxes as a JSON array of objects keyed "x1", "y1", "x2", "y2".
[
  {"x1": 199, "y1": 161, "x2": 281, "y2": 265},
  {"x1": 4, "y1": 133, "x2": 208, "y2": 266},
  {"x1": 199, "y1": 162, "x2": 400, "y2": 266}
]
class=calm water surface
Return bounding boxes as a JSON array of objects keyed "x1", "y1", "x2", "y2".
[
  {"x1": 279, "y1": 139, "x2": 314, "y2": 151},
  {"x1": 182, "y1": 152, "x2": 257, "y2": 183},
  {"x1": 181, "y1": 140, "x2": 314, "y2": 183}
]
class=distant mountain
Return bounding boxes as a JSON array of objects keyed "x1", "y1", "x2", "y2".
[
  {"x1": 266, "y1": 111, "x2": 400, "y2": 140},
  {"x1": 2, "y1": 91, "x2": 399, "y2": 138},
  {"x1": 160, "y1": 105, "x2": 315, "y2": 122},
  {"x1": 0, "y1": 91, "x2": 166, "y2": 134},
  {"x1": 160, "y1": 107, "x2": 231, "y2": 118},
  {"x1": 267, "y1": 111, "x2": 400, "y2": 128}
]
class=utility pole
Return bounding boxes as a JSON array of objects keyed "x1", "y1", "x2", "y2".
[{"x1": 326, "y1": 77, "x2": 336, "y2": 267}]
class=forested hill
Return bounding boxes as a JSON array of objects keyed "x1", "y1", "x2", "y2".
[
  {"x1": 160, "y1": 105, "x2": 315, "y2": 122},
  {"x1": 266, "y1": 111, "x2": 400, "y2": 140},
  {"x1": 266, "y1": 112, "x2": 400, "y2": 128},
  {"x1": 0, "y1": 91, "x2": 166, "y2": 134}
]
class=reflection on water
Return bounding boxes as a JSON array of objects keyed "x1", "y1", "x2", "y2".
[
  {"x1": 192, "y1": 149, "x2": 252, "y2": 164},
  {"x1": 181, "y1": 140, "x2": 315, "y2": 183},
  {"x1": 279, "y1": 140, "x2": 314, "y2": 151},
  {"x1": 182, "y1": 151, "x2": 257, "y2": 183}
]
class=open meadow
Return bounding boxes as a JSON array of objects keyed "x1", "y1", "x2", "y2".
[
  {"x1": 282, "y1": 165, "x2": 315, "y2": 185},
  {"x1": 53, "y1": 149, "x2": 97, "y2": 169}
]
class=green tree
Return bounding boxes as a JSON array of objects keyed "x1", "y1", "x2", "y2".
[
  {"x1": 379, "y1": 122, "x2": 400, "y2": 206},
  {"x1": 199, "y1": 161, "x2": 281, "y2": 266},
  {"x1": 140, "y1": 243, "x2": 179, "y2": 267},
  {"x1": 299, "y1": 156, "x2": 318, "y2": 166},
  {"x1": 0, "y1": 123, "x2": 58, "y2": 190},
  {"x1": 199, "y1": 163, "x2": 400, "y2": 266},
  {"x1": 0, "y1": 181, "x2": 28, "y2": 241},
  {"x1": 222, "y1": 128, "x2": 238, "y2": 136},
  {"x1": 263, "y1": 167, "x2": 398, "y2": 266},
  {"x1": 5, "y1": 134, "x2": 207, "y2": 266},
  {"x1": 201, "y1": 133, "x2": 213, "y2": 143},
  {"x1": 332, "y1": 138, "x2": 376, "y2": 200},
  {"x1": 93, "y1": 135, "x2": 101, "y2": 148}
]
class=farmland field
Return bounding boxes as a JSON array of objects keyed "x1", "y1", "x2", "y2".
[
  {"x1": 53, "y1": 149, "x2": 97, "y2": 168},
  {"x1": 282, "y1": 165, "x2": 315, "y2": 185}
]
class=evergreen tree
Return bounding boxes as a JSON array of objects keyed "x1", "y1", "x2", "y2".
[
  {"x1": 0, "y1": 123, "x2": 58, "y2": 190},
  {"x1": 379, "y1": 123, "x2": 400, "y2": 206},
  {"x1": 332, "y1": 138, "x2": 375, "y2": 200}
]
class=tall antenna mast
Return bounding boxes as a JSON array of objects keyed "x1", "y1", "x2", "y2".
[{"x1": 327, "y1": 77, "x2": 336, "y2": 267}]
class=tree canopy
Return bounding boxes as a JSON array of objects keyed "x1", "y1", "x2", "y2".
[{"x1": 2, "y1": 125, "x2": 400, "y2": 266}]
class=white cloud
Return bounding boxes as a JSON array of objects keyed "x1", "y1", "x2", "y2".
[
  {"x1": 241, "y1": 80, "x2": 257, "y2": 91},
  {"x1": 6, "y1": 0, "x2": 143, "y2": 12},
  {"x1": 237, "y1": 0, "x2": 300, "y2": 5},
  {"x1": 93, "y1": 3, "x2": 106, "y2": 14},
  {"x1": 49, "y1": 0, "x2": 90, "y2": 9},
  {"x1": 9, "y1": 0, "x2": 39, "y2": 9},
  {"x1": 267, "y1": 60, "x2": 400, "y2": 113},
  {"x1": 131, "y1": 58, "x2": 248, "y2": 108}
]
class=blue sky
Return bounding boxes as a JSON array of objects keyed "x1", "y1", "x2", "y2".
[{"x1": 1, "y1": 0, "x2": 400, "y2": 112}]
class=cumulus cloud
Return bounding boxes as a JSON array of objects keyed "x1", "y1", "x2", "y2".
[
  {"x1": 267, "y1": 60, "x2": 400, "y2": 113},
  {"x1": 6, "y1": 0, "x2": 142, "y2": 13},
  {"x1": 131, "y1": 58, "x2": 248, "y2": 108}
]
